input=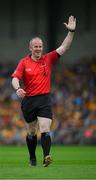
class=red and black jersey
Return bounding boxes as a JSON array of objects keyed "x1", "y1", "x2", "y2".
[{"x1": 11, "y1": 50, "x2": 60, "y2": 96}]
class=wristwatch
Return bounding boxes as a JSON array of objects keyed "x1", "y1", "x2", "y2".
[
  {"x1": 69, "y1": 29, "x2": 75, "y2": 32},
  {"x1": 15, "y1": 87, "x2": 20, "y2": 91}
]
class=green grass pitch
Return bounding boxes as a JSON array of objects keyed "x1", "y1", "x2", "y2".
[{"x1": 0, "y1": 145, "x2": 96, "y2": 179}]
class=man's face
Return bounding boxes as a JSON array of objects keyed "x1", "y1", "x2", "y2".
[{"x1": 30, "y1": 38, "x2": 43, "y2": 60}]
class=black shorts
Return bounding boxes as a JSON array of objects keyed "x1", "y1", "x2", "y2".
[{"x1": 21, "y1": 94, "x2": 52, "y2": 123}]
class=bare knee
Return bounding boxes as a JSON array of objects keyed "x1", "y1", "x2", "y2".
[
  {"x1": 37, "y1": 117, "x2": 52, "y2": 133},
  {"x1": 26, "y1": 121, "x2": 38, "y2": 135}
]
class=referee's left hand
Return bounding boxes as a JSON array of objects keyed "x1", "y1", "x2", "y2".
[{"x1": 64, "y1": 15, "x2": 76, "y2": 32}]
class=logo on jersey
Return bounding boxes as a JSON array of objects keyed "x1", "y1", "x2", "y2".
[{"x1": 25, "y1": 68, "x2": 32, "y2": 72}]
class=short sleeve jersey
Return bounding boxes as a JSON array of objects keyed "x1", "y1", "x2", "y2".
[{"x1": 11, "y1": 50, "x2": 60, "y2": 96}]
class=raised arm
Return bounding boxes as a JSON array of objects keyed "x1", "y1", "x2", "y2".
[{"x1": 56, "y1": 15, "x2": 76, "y2": 55}]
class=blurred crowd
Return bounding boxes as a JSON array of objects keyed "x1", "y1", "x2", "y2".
[{"x1": 0, "y1": 57, "x2": 96, "y2": 145}]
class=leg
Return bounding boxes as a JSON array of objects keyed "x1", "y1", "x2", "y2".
[
  {"x1": 26, "y1": 120, "x2": 38, "y2": 166},
  {"x1": 38, "y1": 116, "x2": 52, "y2": 167}
]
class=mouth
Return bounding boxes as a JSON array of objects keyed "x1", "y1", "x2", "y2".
[
  {"x1": 36, "y1": 51, "x2": 42, "y2": 55},
  {"x1": 35, "y1": 52, "x2": 42, "y2": 59}
]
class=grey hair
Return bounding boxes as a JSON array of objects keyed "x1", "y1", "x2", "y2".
[{"x1": 29, "y1": 37, "x2": 43, "y2": 48}]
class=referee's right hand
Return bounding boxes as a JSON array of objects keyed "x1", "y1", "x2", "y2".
[{"x1": 16, "y1": 88, "x2": 26, "y2": 98}]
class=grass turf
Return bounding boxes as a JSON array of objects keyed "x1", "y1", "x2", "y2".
[{"x1": 0, "y1": 145, "x2": 96, "y2": 179}]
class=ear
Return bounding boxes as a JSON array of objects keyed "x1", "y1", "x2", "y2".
[{"x1": 29, "y1": 45, "x2": 32, "y2": 51}]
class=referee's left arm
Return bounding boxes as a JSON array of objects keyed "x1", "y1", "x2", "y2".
[{"x1": 56, "y1": 15, "x2": 76, "y2": 56}]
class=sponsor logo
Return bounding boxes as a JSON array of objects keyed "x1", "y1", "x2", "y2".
[{"x1": 25, "y1": 68, "x2": 32, "y2": 71}]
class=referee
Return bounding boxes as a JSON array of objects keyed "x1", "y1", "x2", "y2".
[{"x1": 11, "y1": 16, "x2": 76, "y2": 167}]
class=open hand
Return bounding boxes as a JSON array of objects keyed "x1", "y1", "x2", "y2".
[{"x1": 64, "y1": 15, "x2": 76, "y2": 31}]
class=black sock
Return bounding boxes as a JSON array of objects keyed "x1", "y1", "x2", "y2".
[
  {"x1": 26, "y1": 134, "x2": 37, "y2": 160},
  {"x1": 41, "y1": 132, "x2": 51, "y2": 158}
]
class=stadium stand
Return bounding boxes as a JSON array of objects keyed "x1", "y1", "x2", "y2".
[{"x1": 0, "y1": 57, "x2": 96, "y2": 145}]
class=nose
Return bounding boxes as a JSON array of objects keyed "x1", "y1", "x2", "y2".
[{"x1": 36, "y1": 47, "x2": 41, "y2": 50}]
